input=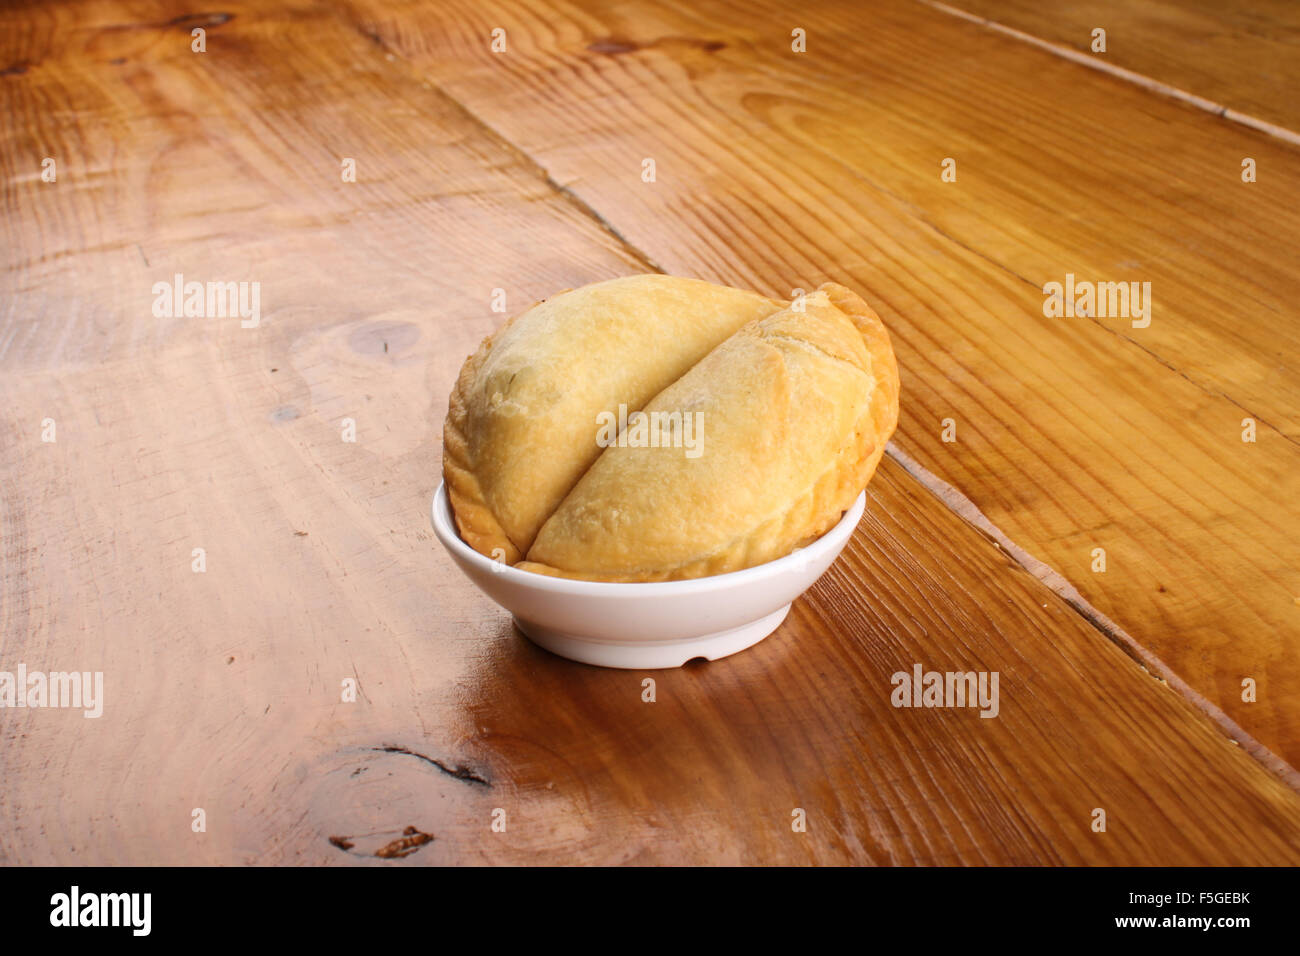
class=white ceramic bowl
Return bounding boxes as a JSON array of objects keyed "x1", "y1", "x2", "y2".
[{"x1": 430, "y1": 481, "x2": 866, "y2": 669}]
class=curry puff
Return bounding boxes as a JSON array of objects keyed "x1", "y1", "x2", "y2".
[{"x1": 443, "y1": 274, "x2": 899, "y2": 582}]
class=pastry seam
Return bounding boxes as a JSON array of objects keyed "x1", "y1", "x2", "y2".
[{"x1": 517, "y1": 285, "x2": 899, "y2": 581}]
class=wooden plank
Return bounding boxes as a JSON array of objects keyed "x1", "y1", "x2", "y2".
[
  {"x1": 0, "y1": 2, "x2": 645, "y2": 371},
  {"x1": 5, "y1": 358, "x2": 1300, "y2": 862},
  {"x1": 936, "y1": 0, "x2": 1300, "y2": 134},
  {"x1": 1, "y1": 0, "x2": 1297, "y2": 865},
  {"x1": 346, "y1": 0, "x2": 1300, "y2": 767}
]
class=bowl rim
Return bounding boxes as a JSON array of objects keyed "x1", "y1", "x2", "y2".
[{"x1": 430, "y1": 481, "x2": 866, "y2": 597}]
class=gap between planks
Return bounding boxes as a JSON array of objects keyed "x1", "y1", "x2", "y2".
[
  {"x1": 350, "y1": 22, "x2": 667, "y2": 276},
  {"x1": 342, "y1": 9, "x2": 1300, "y2": 792},
  {"x1": 887, "y1": 442, "x2": 1300, "y2": 792},
  {"x1": 917, "y1": 0, "x2": 1300, "y2": 148}
]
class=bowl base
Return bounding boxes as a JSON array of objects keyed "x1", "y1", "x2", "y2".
[{"x1": 514, "y1": 603, "x2": 792, "y2": 669}]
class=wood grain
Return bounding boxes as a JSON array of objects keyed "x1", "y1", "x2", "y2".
[
  {"x1": 1, "y1": 0, "x2": 1297, "y2": 865},
  {"x1": 345, "y1": 0, "x2": 1300, "y2": 766},
  {"x1": 938, "y1": 0, "x2": 1300, "y2": 133},
  {"x1": 5, "y1": 350, "x2": 1299, "y2": 862}
]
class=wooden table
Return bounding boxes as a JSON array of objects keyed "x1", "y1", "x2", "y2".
[{"x1": 2, "y1": 0, "x2": 1297, "y2": 865}]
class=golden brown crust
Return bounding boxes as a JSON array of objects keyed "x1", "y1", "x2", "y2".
[
  {"x1": 442, "y1": 290, "x2": 562, "y2": 564},
  {"x1": 814, "y1": 281, "x2": 900, "y2": 525},
  {"x1": 442, "y1": 275, "x2": 785, "y2": 562},
  {"x1": 442, "y1": 276, "x2": 900, "y2": 582},
  {"x1": 516, "y1": 285, "x2": 901, "y2": 581},
  {"x1": 442, "y1": 319, "x2": 526, "y2": 564},
  {"x1": 818, "y1": 281, "x2": 900, "y2": 449}
]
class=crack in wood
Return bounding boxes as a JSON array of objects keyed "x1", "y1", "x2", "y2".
[
  {"x1": 343, "y1": 18, "x2": 665, "y2": 277},
  {"x1": 164, "y1": 12, "x2": 233, "y2": 30},
  {"x1": 328, "y1": 826, "x2": 433, "y2": 859},
  {"x1": 917, "y1": 0, "x2": 1300, "y2": 146},
  {"x1": 373, "y1": 745, "x2": 491, "y2": 786},
  {"x1": 375, "y1": 826, "x2": 434, "y2": 858},
  {"x1": 885, "y1": 440, "x2": 1300, "y2": 791}
]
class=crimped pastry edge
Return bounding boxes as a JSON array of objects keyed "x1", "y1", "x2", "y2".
[{"x1": 441, "y1": 294, "x2": 568, "y2": 565}]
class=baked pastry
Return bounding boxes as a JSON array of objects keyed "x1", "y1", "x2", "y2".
[
  {"x1": 443, "y1": 275, "x2": 899, "y2": 581},
  {"x1": 444, "y1": 275, "x2": 784, "y2": 563}
]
